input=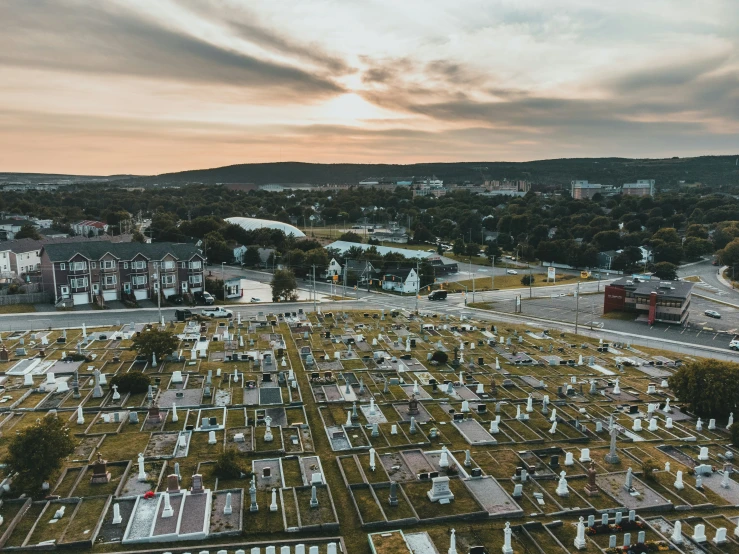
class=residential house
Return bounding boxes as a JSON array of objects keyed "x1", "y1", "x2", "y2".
[
  {"x1": 0, "y1": 248, "x2": 12, "y2": 279},
  {"x1": 325, "y1": 258, "x2": 377, "y2": 285},
  {"x1": 41, "y1": 242, "x2": 205, "y2": 306},
  {"x1": 381, "y1": 267, "x2": 419, "y2": 294},
  {"x1": 0, "y1": 219, "x2": 25, "y2": 240},
  {"x1": 233, "y1": 244, "x2": 247, "y2": 264},
  {"x1": 71, "y1": 220, "x2": 108, "y2": 237},
  {"x1": 597, "y1": 250, "x2": 619, "y2": 270}
]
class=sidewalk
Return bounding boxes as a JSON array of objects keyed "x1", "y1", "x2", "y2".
[{"x1": 717, "y1": 266, "x2": 735, "y2": 290}]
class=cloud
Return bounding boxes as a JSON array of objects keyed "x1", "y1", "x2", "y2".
[{"x1": 0, "y1": 1, "x2": 343, "y2": 98}]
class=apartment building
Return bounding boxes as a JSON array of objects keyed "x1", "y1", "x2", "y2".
[
  {"x1": 41, "y1": 242, "x2": 205, "y2": 306},
  {"x1": 71, "y1": 220, "x2": 109, "y2": 236},
  {"x1": 622, "y1": 179, "x2": 655, "y2": 197}
]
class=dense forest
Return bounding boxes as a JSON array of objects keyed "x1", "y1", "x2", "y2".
[{"x1": 3, "y1": 177, "x2": 739, "y2": 279}]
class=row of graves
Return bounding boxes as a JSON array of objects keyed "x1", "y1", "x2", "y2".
[
  {"x1": 284, "y1": 310, "x2": 739, "y2": 553},
  {"x1": 0, "y1": 315, "x2": 344, "y2": 551}
]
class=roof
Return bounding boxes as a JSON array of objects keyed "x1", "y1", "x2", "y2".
[
  {"x1": 0, "y1": 219, "x2": 25, "y2": 227},
  {"x1": 43, "y1": 241, "x2": 201, "y2": 263},
  {"x1": 326, "y1": 241, "x2": 436, "y2": 260},
  {"x1": 1, "y1": 235, "x2": 133, "y2": 254},
  {"x1": 383, "y1": 267, "x2": 415, "y2": 278},
  {"x1": 225, "y1": 217, "x2": 305, "y2": 238},
  {"x1": 74, "y1": 220, "x2": 107, "y2": 229},
  {"x1": 609, "y1": 277, "x2": 693, "y2": 300}
]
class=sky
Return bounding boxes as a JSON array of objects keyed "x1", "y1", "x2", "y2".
[{"x1": 1, "y1": 0, "x2": 737, "y2": 175}]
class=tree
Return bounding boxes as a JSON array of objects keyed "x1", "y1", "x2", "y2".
[
  {"x1": 243, "y1": 246, "x2": 261, "y2": 267},
  {"x1": 521, "y1": 274, "x2": 535, "y2": 286},
  {"x1": 271, "y1": 269, "x2": 298, "y2": 302},
  {"x1": 418, "y1": 260, "x2": 435, "y2": 289},
  {"x1": 464, "y1": 242, "x2": 480, "y2": 257},
  {"x1": 669, "y1": 359, "x2": 739, "y2": 419},
  {"x1": 109, "y1": 371, "x2": 151, "y2": 394},
  {"x1": 214, "y1": 448, "x2": 250, "y2": 479},
  {"x1": 339, "y1": 231, "x2": 362, "y2": 243},
  {"x1": 4, "y1": 415, "x2": 75, "y2": 495},
  {"x1": 132, "y1": 230, "x2": 146, "y2": 243},
  {"x1": 132, "y1": 329, "x2": 179, "y2": 362},
  {"x1": 15, "y1": 223, "x2": 41, "y2": 240},
  {"x1": 719, "y1": 238, "x2": 739, "y2": 267},
  {"x1": 651, "y1": 262, "x2": 677, "y2": 280},
  {"x1": 485, "y1": 242, "x2": 501, "y2": 261},
  {"x1": 431, "y1": 350, "x2": 448, "y2": 364}
]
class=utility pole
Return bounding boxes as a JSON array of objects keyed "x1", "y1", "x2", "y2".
[
  {"x1": 343, "y1": 259, "x2": 347, "y2": 297},
  {"x1": 574, "y1": 279, "x2": 581, "y2": 335},
  {"x1": 312, "y1": 265, "x2": 316, "y2": 312},
  {"x1": 221, "y1": 262, "x2": 226, "y2": 301},
  {"x1": 492, "y1": 255, "x2": 495, "y2": 290},
  {"x1": 528, "y1": 262, "x2": 532, "y2": 299},
  {"x1": 415, "y1": 260, "x2": 420, "y2": 314}
]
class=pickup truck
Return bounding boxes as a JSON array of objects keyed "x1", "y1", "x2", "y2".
[{"x1": 202, "y1": 307, "x2": 233, "y2": 318}]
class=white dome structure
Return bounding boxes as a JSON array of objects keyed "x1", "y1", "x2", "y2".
[{"x1": 225, "y1": 217, "x2": 305, "y2": 238}]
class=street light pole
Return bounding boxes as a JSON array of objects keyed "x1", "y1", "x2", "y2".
[{"x1": 574, "y1": 278, "x2": 581, "y2": 335}]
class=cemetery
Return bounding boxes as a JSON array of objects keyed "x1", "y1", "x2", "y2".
[{"x1": 0, "y1": 308, "x2": 738, "y2": 553}]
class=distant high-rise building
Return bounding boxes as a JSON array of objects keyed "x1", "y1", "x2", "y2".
[{"x1": 570, "y1": 180, "x2": 602, "y2": 199}]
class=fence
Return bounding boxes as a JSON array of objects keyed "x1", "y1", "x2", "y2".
[{"x1": 0, "y1": 291, "x2": 50, "y2": 305}]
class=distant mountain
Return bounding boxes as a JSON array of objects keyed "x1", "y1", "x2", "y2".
[
  {"x1": 121, "y1": 156, "x2": 739, "y2": 188},
  {"x1": 0, "y1": 172, "x2": 136, "y2": 185}
]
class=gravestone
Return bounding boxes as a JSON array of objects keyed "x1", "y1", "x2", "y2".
[
  {"x1": 90, "y1": 453, "x2": 111, "y2": 484},
  {"x1": 426, "y1": 476, "x2": 455, "y2": 503}
]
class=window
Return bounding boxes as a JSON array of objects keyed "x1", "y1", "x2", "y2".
[
  {"x1": 162, "y1": 274, "x2": 176, "y2": 285},
  {"x1": 60, "y1": 263, "x2": 66, "y2": 270},
  {"x1": 132, "y1": 275, "x2": 147, "y2": 285},
  {"x1": 132, "y1": 260, "x2": 146, "y2": 270},
  {"x1": 70, "y1": 261, "x2": 87, "y2": 271},
  {"x1": 189, "y1": 275, "x2": 203, "y2": 284},
  {"x1": 91, "y1": 262, "x2": 96, "y2": 269},
  {"x1": 101, "y1": 260, "x2": 115, "y2": 270},
  {"x1": 189, "y1": 261, "x2": 202, "y2": 269},
  {"x1": 123, "y1": 262, "x2": 128, "y2": 269},
  {"x1": 163, "y1": 260, "x2": 175, "y2": 270},
  {"x1": 70, "y1": 277, "x2": 88, "y2": 288},
  {"x1": 104, "y1": 275, "x2": 117, "y2": 286}
]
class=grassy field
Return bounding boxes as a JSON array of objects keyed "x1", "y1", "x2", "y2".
[
  {"x1": 443, "y1": 272, "x2": 586, "y2": 292},
  {"x1": 0, "y1": 303, "x2": 37, "y2": 314}
]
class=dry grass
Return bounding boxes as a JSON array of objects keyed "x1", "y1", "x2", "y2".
[{"x1": 0, "y1": 303, "x2": 37, "y2": 314}]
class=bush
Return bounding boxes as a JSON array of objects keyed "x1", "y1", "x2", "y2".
[
  {"x1": 731, "y1": 424, "x2": 739, "y2": 448},
  {"x1": 214, "y1": 449, "x2": 249, "y2": 479},
  {"x1": 109, "y1": 371, "x2": 151, "y2": 395},
  {"x1": 431, "y1": 350, "x2": 448, "y2": 364},
  {"x1": 641, "y1": 458, "x2": 658, "y2": 481},
  {"x1": 521, "y1": 274, "x2": 535, "y2": 286}
]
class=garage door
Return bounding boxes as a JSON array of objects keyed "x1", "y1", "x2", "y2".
[
  {"x1": 134, "y1": 289, "x2": 148, "y2": 300},
  {"x1": 163, "y1": 287, "x2": 176, "y2": 297},
  {"x1": 103, "y1": 290, "x2": 117, "y2": 301},
  {"x1": 72, "y1": 292, "x2": 89, "y2": 305}
]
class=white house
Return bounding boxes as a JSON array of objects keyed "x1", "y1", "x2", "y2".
[
  {"x1": 233, "y1": 245, "x2": 247, "y2": 264},
  {"x1": 381, "y1": 267, "x2": 419, "y2": 294},
  {"x1": 0, "y1": 248, "x2": 13, "y2": 278},
  {"x1": 326, "y1": 258, "x2": 342, "y2": 277},
  {"x1": 71, "y1": 220, "x2": 108, "y2": 236}
]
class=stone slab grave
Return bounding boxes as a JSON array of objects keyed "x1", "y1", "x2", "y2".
[
  {"x1": 253, "y1": 459, "x2": 285, "y2": 490},
  {"x1": 215, "y1": 389, "x2": 231, "y2": 406},
  {"x1": 452, "y1": 418, "x2": 497, "y2": 445},
  {"x1": 404, "y1": 531, "x2": 439, "y2": 554},
  {"x1": 693, "y1": 466, "x2": 739, "y2": 504},
  {"x1": 657, "y1": 445, "x2": 697, "y2": 469},
  {"x1": 72, "y1": 435, "x2": 105, "y2": 462},
  {"x1": 596, "y1": 471, "x2": 672, "y2": 510},
  {"x1": 380, "y1": 452, "x2": 416, "y2": 482},
  {"x1": 158, "y1": 388, "x2": 202, "y2": 408},
  {"x1": 300, "y1": 456, "x2": 324, "y2": 485},
  {"x1": 144, "y1": 432, "x2": 183, "y2": 459},
  {"x1": 98, "y1": 497, "x2": 137, "y2": 543},
  {"x1": 227, "y1": 427, "x2": 254, "y2": 453},
  {"x1": 119, "y1": 459, "x2": 164, "y2": 497},
  {"x1": 403, "y1": 449, "x2": 436, "y2": 476},
  {"x1": 464, "y1": 476, "x2": 524, "y2": 517},
  {"x1": 359, "y1": 403, "x2": 389, "y2": 424},
  {"x1": 210, "y1": 489, "x2": 243, "y2": 535},
  {"x1": 394, "y1": 401, "x2": 433, "y2": 423},
  {"x1": 494, "y1": 347, "x2": 534, "y2": 365},
  {"x1": 263, "y1": 407, "x2": 288, "y2": 427},
  {"x1": 326, "y1": 426, "x2": 351, "y2": 451},
  {"x1": 412, "y1": 372, "x2": 434, "y2": 386},
  {"x1": 260, "y1": 387, "x2": 283, "y2": 405},
  {"x1": 400, "y1": 384, "x2": 433, "y2": 400},
  {"x1": 450, "y1": 386, "x2": 481, "y2": 402}
]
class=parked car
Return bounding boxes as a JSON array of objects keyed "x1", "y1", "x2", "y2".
[
  {"x1": 705, "y1": 310, "x2": 721, "y2": 319},
  {"x1": 194, "y1": 291, "x2": 215, "y2": 305},
  {"x1": 202, "y1": 307, "x2": 233, "y2": 318},
  {"x1": 167, "y1": 293, "x2": 184, "y2": 305},
  {"x1": 506, "y1": 269, "x2": 518, "y2": 275},
  {"x1": 250, "y1": 297, "x2": 261, "y2": 303},
  {"x1": 730, "y1": 336, "x2": 739, "y2": 350}
]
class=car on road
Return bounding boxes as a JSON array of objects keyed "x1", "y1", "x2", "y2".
[
  {"x1": 506, "y1": 269, "x2": 518, "y2": 275},
  {"x1": 704, "y1": 310, "x2": 721, "y2": 319},
  {"x1": 731, "y1": 337, "x2": 739, "y2": 350},
  {"x1": 428, "y1": 290, "x2": 448, "y2": 301},
  {"x1": 202, "y1": 307, "x2": 233, "y2": 318}
]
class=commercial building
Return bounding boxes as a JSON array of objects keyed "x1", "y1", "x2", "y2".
[
  {"x1": 41, "y1": 242, "x2": 205, "y2": 306},
  {"x1": 225, "y1": 217, "x2": 305, "y2": 238},
  {"x1": 570, "y1": 180, "x2": 603, "y2": 200},
  {"x1": 603, "y1": 276, "x2": 693, "y2": 325},
  {"x1": 622, "y1": 179, "x2": 655, "y2": 197},
  {"x1": 72, "y1": 220, "x2": 109, "y2": 236}
]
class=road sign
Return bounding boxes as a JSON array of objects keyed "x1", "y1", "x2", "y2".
[{"x1": 547, "y1": 266, "x2": 556, "y2": 282}]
